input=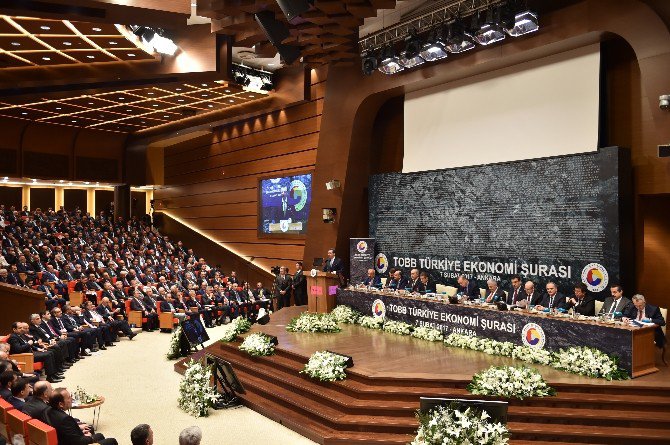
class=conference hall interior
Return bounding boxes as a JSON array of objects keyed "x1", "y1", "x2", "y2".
[{"x1": 0, "y1": 1, "x2": 669, "y2": 444}]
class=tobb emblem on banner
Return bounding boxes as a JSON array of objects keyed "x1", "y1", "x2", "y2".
[
  {"x1": 374, "y1": 253, "x2": 388, "y2": 274},
  {"x1": 581, "y1": 263, "x2": 609, "y2": 293},
  {"x1": 521, "y1": 323, "x2": 546, "y2": 349},
  {"x1": 372, "y1": 299, "x2": 386, "y2": 318},
  {"x1": 356, "y1": 240, "x2": 368, "y2": 253}
]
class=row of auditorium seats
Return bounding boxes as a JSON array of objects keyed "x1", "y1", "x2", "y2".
[{"x1": 0, "y1": 398, "x2": 56, "y2": 445}]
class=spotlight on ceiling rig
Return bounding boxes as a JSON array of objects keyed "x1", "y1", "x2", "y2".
[
  {"x1": 399, "y1": 29, "x2": 425, "y2": 68},
  {"x1": 419, "y1": 26, "x2": 448, "y2": 62},
  {"x1": 378, "y1": 44, "x2": 404, "y2": 75}
]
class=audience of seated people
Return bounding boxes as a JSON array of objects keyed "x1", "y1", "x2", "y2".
[{"x1": 0, "y1": 205, "x2": 274, "y2": 444}]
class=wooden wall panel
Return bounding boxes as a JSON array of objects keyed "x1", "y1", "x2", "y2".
[
  {"x1": 95, "y1": 189, "x2": 114, "y2": 215},
  {"x1": 63, "y1": 188, "x2": 87, "y2": 211},
  {"x1": 639, "y1": 195, "x2": 670, "y2": 311},
  {"x1": 0, "y1": 186, "x2": 23, "y2": 209},
  {"x1": 155, "y1": 66, "x2": 328, "y2": 276},
  {"x1": 29, "y1": 188, "x2": 55, "y2": 211}
]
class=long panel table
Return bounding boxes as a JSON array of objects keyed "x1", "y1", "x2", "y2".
[{"x1": 336, "y1": 288, "x2": 658, "y2": 378}]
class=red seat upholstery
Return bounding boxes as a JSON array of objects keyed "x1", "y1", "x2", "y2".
[
  {"x1": 27, "y1": 419, "x2": 58, "y2": 445},
  {"x1": 0, "y1": 398, "x2": 14, "y2": 440},
  {"x1": 6, "y1": 409, "x2": 31, "y2": 444}
]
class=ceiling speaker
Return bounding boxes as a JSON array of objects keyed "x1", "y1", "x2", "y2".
[
  {"x1": 276, "y1": 0, "x2": 313, "y2": 23},
  {"x1": 254, "y1": 11, "x2": 289, "y2": 47},
  {"x1": 277, "y1": 44, "x2": 301, "y2": 65}
]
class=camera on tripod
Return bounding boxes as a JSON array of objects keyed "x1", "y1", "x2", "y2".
[{"x1": 270, "y1": 265, "x2": 280, "y2": 275}]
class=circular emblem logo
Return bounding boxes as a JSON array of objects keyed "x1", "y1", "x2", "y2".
[
  {"x1": 356, "y1": 241, "x2": 368, "y2": 253},
  {"x1": 581, "y1": 263, "x2": 609, "y2": 293},
  {"x1": 279, "y1": 220, "x2": 289, "y2": 232},
  {"x1": 289, "y1": 179, "x2": 308, "y2": 212},
  {"x1": 521, "y1": 323, "x2": 546, "y2": 349},
  {"x1": 375, "y1": 253, "x2": 388, "y2": 274},
  {"x1": 372, "y1": 299, "x2": 386, "y2": 318},
  {"x1": 310, "y1": 269, "x2": 318, "y2": 277}
]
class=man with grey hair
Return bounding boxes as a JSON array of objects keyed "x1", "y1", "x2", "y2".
[
  {"x1": 484, "y1": 279, "x2": 505, "y2": 304},
  {"x1": 623, "y1": 294, "x2": 666, "y2": 348},
  {"x1": 178, "y1": 426, "x2": 202, "y2": 445}
]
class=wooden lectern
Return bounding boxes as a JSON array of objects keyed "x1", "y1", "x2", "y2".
[{"x1": 307, "y1": 271, "x2": 340, "y2": 313}]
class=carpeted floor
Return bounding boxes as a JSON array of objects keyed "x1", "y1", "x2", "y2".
[{"x1": 59, "y1": 325, "x2": 317, "y2": 445}]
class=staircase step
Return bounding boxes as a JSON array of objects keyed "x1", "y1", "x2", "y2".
[{"x1": 508, "y1": 422, "x2": 670, "y2": 444}]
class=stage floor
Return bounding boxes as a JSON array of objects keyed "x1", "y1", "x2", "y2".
[{"x1": 253, "y1": 306, "x2": 670, "y2": 388}]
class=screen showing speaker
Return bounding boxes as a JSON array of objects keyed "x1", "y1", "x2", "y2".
[{"x1": 259, "y1": 173, "x2": 312, "y2": 235}]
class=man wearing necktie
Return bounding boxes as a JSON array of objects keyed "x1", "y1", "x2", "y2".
[
  {"x1": 623, "y1": 294, "x2": 666, "y2": 348},
  {"x1": 322, "y1": 248, "x2": 343, "y2": 274},
  {"x1": 506, "y1": 275, "x2": 523, "y2": 305},
  {"x1": 598, "y1": 284, "x2": 632, "y2": 319},
  {"x1": 535, "y1": 282, "x2": 567, "y2": 311}
]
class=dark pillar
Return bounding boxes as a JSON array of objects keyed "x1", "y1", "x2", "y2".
[{"x1": 114, "y1": 184, "x2": 131, "y2": 221}]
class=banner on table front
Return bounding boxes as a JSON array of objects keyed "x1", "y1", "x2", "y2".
[
  {"x1": 336, "y1": 288, "x2": 633, "y2": 375},
  {"x1": 349, "y1": 238, "x2": 375, "y2": 285}
]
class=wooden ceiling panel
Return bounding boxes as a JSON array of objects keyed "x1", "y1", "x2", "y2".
[
  {"x1": 11, "y1": 18, "x2": 74, "y2": 35},
  {"x1": 87, "y1": 36, "x2": 137, "y2": 50},
  {"x1": 106, "y1": 49, "x2": 156, "y2": 61},
  {"x1": 38, "y1": 36, "x2": 95, "y2": 50},
  {"x1": 16, "y1": 51, "x2": 76, "y2": 66},
  {"x1": 0, "y1": 17, "x2": 20, "y2": 34},
  {"x1": 62, "y1": 50, "x2": 117, "y2": 63},
  {"x1": 0, "y1": 107, "x2": 55, "y2": 120},
  {"x1": 69, "y1": 22, "x2": 122, "y2": 36},
  {"x1": 0, "y1": 36, "x2": 48, "y2": 52}
]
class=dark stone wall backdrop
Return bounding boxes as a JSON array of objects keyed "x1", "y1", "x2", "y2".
[{"x1": 369, "y1": 147, "x2": 630, "y2": 299}]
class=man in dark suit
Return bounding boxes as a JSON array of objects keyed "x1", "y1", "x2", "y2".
[
  {"x1": 623, "y1": 294, "x2": 666, "y2": 348},
  {"x1": 409, "y1": 269, "x2": 422, "y2": 293},
  {"x1": 535, "y1": 281, "x2": 567, "y2": 311},
  {"x1": 599, "y1": 284, "x2": 632, "y2": 318},
  {"x1": 566, "y1": 283, "x2": 596, "y2": 316},
  {"x1": 362, "y1": 269, "x2": 382, "y2": 288},
  {"x1": 418, "y1": 271, "x2": 437, "y2": 294},
  {"x1": 274, "y1": 266, "x2": 292, "y2": 310},
  {"x1": 454, "y1": 275, "x2": 480, "y2": 300},
  {"x1": 7, "y1": 377, "x2": 31, "y2": 410},
  {"x1": 29, "y1": 313, "x2": 74, "y2": 365},
  {"x1": 518, "y1": 281, "x2": 543, "y2": 308},
  {"x1": 292, "y1": 262, "x2": 307, "y2": 306},
  {"x1": 97, "y1": 298, "x2": 136, "y2": 339},
  {"x1": 40, "y1": 310, "x2": 79, "y2": 361},
  {"x1": 49, "y1": 307, "x2": 93, "y2": 357},
  {"x1": 388, "y1": 269, "x2": 409, "y2": 291},
  {"x1": 130, "y1": 288, "x2": 158, "y2": 331},
  {"x1": 322, "y1": 248, "x2": 343, "y2": 274},
  {"x1": 82, "y1": 301, "x2": 116, "y2": 346},
  {"x1": 44, "y1": 388, "x2": 118, "y2": 445},
  {"x1": 184, "y1": 291, "x2": 214, "y2": 328},
  {"x1": 484, "y1": 279, "x2": 506, "y2": 303},
  {"x1": 506, "y1": 275, "x2": 524, "y2": 306},
  {"x1": 8, "y1": 322, "x2": 62, "y2": 383},
  {"x1": 22, "y1": 381, "x2": 52, "y2": 421}
]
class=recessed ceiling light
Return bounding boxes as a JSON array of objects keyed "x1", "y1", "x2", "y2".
[
  {"x1": 109, "y1": 41, "x2": 117, "y2": 45},
  {"x1": 175, "y1": 88, "x2": 182, "y2": 91},
  {"x1": 140, "y1": 121, "x2": 146, "y2": 124},
  {"x1": 88, "y1": 102, "x2": 94, "y2": 105},
  {"x1": 249, "y1": 95, "x2": 254, "y2": 98},
  {"x1": 21, "y1": 112, "x2": 27, "y2": 115},
  {"x1": 126, "y1": 109, "x2": 132, "y2": 112},
  {"x1": 63, "y1": 41, "x2": 72, "y2": 46},
  {"x1": 118, "y1": 97, "x2": 124, "y2": 100},
  {"x1": 84, "y1": 182, "x2": 90, "y2": 184},
  {"x1": 228, "y1": 99, "x2": 234, "y2": 103},
  {"x1": 68, "y1": 182, "x2": 73, "y2": 185},
  {"x1": 268, "y1": 63, "x2": 275, "y2": 66},
  {"x1": 55, "y1": 107, "x2": 61, "y2": 110},
  {"x1": 201, "y1": 83, "x2": 208, "y2": 86},
  {"x1": 207, "y1": 105, "x2": 213, "y2": 108},
  {"x1": 10, "y1": 42, "x2": 20, "y2": 47},
  {"x1": 127, "y1": 53, "x2": 136, "y2": 57},
  {"x1": 71, "y1": 120, "x2": 77, "y2": 123},
  {"x1": 163, "y1": 115, "x2": 169, "y2": 118},
  {"x1": 59, "y1": 180, "x2": 64, "y2": 183},
  {"x1": 148, "y1": 92, "x2": 154, "y2": 95},
  {"x1": 152, "y1": 104, "x2": 158, "y2": 107},
  {"x1": 86, "y1": 55, "x2": 95, "y2": 59},
  {"x1": 42, "y1": 57, "x2": 51, "y2": 61},
  {"x1": 40, "y1": 25, "x2": 51, "y2": 31},
  {"x1": 224, "y1": 90, "x2": 230, "y2": 93},
  {"x1": 177, "y1": 99, "x2": 184, "y2": 102},
  {"x1": 202, "y1": 94, "x2": 208, "y2": 97},
  {"x1": 92, "y1": 27, "x2": 102, "y2": 32}
]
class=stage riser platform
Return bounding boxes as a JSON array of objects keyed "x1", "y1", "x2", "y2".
[{"x1": 175, "y1": 307, "x2": 670, "y2": 445}]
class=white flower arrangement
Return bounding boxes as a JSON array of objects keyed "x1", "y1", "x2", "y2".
[
  {"x1": 467, "y1": 366, "x2": 556, "y2": 400},
  {"x1": 239, "y1": 332, "x2": 276, "y2": 357},
  {"x1": 382, "y1": 319, "x2": 413, "y2": 335},
  {"x1": 301, "y1": 350, "x2": 349, "y2": 382},
  {"x1": 411, "y1": 405, "x2": 509, "y2": 445},
  {"x1": 411, "y1": 326, "x2": 444, "y2": 342},
  {"x1": 553, "y1": 346, "x2": 628, "y2": 380},
  {"x1": 330, "y1": 305, "x2": 362, "y2": 324},
  {"x1": 219, "y1": 316, "x2": 252, "y2": 343},
  {"x1": 511, "y1": 345, "x2": 554, "y2": 365},
  {"x1": 286, "y1": 312, "x2": 341, "y2": 333},
  {"x1": 358, "y1": 315, "x2": 385, "y2": 329},
  {"x1": 166, "y1": 325, "x2": 183, "y2": 360},
  {"x1": 444, "y1": 333, "x2": 628, "y2": 380},
  {"x1": 178, "y1": 360, "x2": 221, "y2": 417}
]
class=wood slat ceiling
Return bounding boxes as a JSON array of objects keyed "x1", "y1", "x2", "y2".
[
  {"x1": 0, "y1": 82, "x2": 269, "y2": 133},
  {"x1": 203, "y1": 0, "x2": 398, "y2": 65},
  {"x1": 0, "y1": 15, "x2": 156, "y2": 68}
]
